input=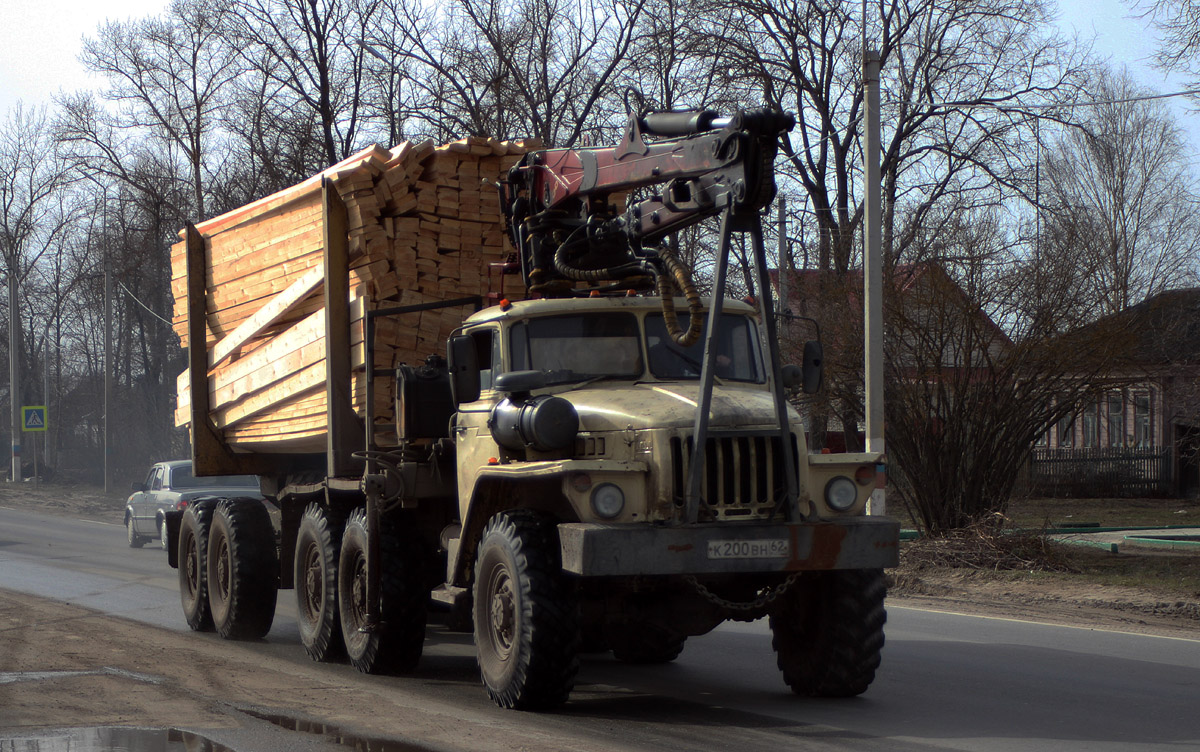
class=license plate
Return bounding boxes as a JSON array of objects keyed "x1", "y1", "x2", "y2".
[{"x1": 707, "y1": 538, "x2": 790, "y2": 559}]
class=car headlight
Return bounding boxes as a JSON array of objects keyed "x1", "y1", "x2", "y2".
[
  {"x1": 590, "y1": 483, "x2": 625, "y2": 519},
  {"x1": 824, "y1": 476, "x2": 858, "y2": 512}
]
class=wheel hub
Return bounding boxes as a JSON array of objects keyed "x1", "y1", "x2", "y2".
[
  {"x1": 488, "y1": 574, "x2": 515, "y2": 653},
  {"x1": 302, "y1": 546, "x2": 322, "y2": 616}
]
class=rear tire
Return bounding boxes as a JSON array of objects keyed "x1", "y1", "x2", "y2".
[
  {"x1": 159, "y1": 519, "x2": 170, "y2": 550},
  {"x1": 178, "y1": 500, "x2": 216, "y2": 632},
  {"x1": 295, "y1": 503, "x2": 343, "y2": 661},
  {"x1": 609, "y1": 622, "x2": 686, "y2": 664},
  {"x1": 474, "y1": 511, "x2": 579, "y2": 709},
  {"x1": 770, "y1": 569, "x2": 887, "y2": 697},
  {"x1": 207, "y1": 498, "x2": 278, "y2": 640},
  {"x1": 338, "y1": 509, "x2": 427, "y2": 674}
]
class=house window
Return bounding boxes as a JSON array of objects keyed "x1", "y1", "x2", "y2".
[
  {"x1": 1107, "y1": 393, "x2": 1125, "y2": 447},
  {"x1": 1082, "y1": 402, "x2": 1099, "y2": 448},
  {"x1": 1134, "y1": 393, "x2": 1152, "y2": 448},
  {"x1": 1057, "y1": 413, "x2": 1075, "y2": 448}
]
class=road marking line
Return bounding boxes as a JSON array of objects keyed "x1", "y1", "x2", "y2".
[{"x1": 890, "y1": 604, "x2": 1200, "y2": 643}]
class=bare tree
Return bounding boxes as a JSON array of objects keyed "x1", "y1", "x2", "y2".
[
  {"x1": 1139, "y1": 0, "x2": 1200, "y2": 78},
  {"x1": 0, "y1": 106, "x2": 78, "y2": 474},
  {"x1": 231, "y1": 0, "x2": 377, "y2": 166},
  {"x1": 372, "y1": 0, "x2": 645, "y2": 146},
  {"x1": 1041, "y1": 69, "x2": 1200, "y2": 317},
  {"x1": 79, "y1": 0, "x2": 240, "y2": 218},
  {"x1": 881, "y1": 213, "x2": 1134, "y2": 532}
]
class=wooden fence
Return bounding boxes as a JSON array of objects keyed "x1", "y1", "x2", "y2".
[{"x1": 1024, "y1": 447, "x2": 1172, "y2": 497}]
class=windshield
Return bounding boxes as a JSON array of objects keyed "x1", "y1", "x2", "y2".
[
  {"x1": 170, "y1": 465, "x2": 259, "y2": 490},
  {"x1": 645, "y1": 312, "x2": 765, "y2": 382},
  {"x1": 510, "y1": 313, "x2": 642, "y2": 386}
]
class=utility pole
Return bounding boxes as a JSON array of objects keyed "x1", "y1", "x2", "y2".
[
  {"x1": 777, "y1": 197, "x2": 788, "y2": 320},
  {"x1": 864, "y1": 49, "x2": 885, "y2": 516},
  {"x1": 104, "y1": 257, "x2": 112, "y2": 494},
  {"x1": 9, "y1": 269, "x2": 20, "y2": 483}
]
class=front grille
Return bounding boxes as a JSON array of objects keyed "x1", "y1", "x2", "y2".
[{"x1": 670, "y1": 433, "x2": 799, "y2": 519}]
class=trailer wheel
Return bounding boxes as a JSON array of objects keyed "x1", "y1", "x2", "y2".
[
  {"x1": 770, "y1": 569, "x2": 887, "y2": 697},
  {"x1": 207, "y1": 498, "x2": 279, "y2": 640},
  {"x1": 295, "y1": 503, "x2": 342, "y2": 661},
  {"x1": 474, "y1": 510, "x2": 579, "y2": 710},
  {"x1": 338, "y1": 509, "x2": 427, "y2": 674},
  {"x1": 608, "y1": 623, "x2": 686, "y2": 664},
  {"x1": 178, "y1": 500, "x2": 217, "y2": 632}
]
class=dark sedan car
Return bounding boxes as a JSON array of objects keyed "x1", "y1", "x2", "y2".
[{"x1": 125, "y1": 460, "x2": 263, "y2": 549}]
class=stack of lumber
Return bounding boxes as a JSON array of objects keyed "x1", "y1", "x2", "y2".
[{"x1": 172, "y1": 136, "x2": 540, "y2": 453}]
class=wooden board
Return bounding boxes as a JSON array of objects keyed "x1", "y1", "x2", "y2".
[{"x1": 176, "y1": 137, "x2": 538, "y2": 453}]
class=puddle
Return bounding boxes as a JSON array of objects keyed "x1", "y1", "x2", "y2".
[
  {"x1": 242, "y1": 708, "x2": 435, "y2": 752},
  {"x1": 0, "y1": 727, "x2": 233, "y2": 752}
]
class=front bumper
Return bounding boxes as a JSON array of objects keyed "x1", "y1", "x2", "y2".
[{"x1": 558, "y1": 516, "x2": 900, "y2": 576}]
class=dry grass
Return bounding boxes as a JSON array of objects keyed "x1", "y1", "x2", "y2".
[{"x1": 901, "y1": 522, "x2": 1081, "y2": 573}]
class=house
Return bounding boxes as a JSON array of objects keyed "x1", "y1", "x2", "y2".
[{"x1": 1032, "y1": 288, "x2": 1200, "y2": 498}]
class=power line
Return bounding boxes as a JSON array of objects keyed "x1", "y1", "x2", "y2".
[
  {"x1": 117, "y1": 281, "x2": 173, "y2": 327},
  {"x1": 932, "y1": 88, "x2": 1200, "y2": 111}
]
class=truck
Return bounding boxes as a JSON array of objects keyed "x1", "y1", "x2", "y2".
[{"x1": 165, "y1": 106, "x2": 900, "y2": 710}]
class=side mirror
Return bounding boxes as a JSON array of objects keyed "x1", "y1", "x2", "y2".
[
  {"x1": 802, "y1": 340, "x2": 823, "y2": 394},
  {"x1": 131, "y1": 481, "x2": 148, "y2": 493},
  {"x1": 447, "y1": 335, "x2": 481, "y2": 404}
]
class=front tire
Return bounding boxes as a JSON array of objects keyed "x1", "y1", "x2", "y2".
[
  {"x1": 295, "y1": 503, "x2": 342, "y2": 661},
  {"x1": 474, "y1": 511, "x2": 579, "y2": 710},
  {"x1": 178, "y1": 500, "x2": 216, "y2": 631},
  {"x1": 126, "y1": 515, "x2": 144, "y2": 548},
  {"x1": 207, "y1": 498, "x2": 278, "y2": 640},
  {"x1": 338, "y1": 509, "x2": 427, "y2": 674},
  {"x1": 769, "y1": 569, "x2": 887, "y2": 697}
]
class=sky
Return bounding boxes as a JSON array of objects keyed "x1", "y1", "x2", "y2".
[{"x1": 0, "y1": 0, "x2": 1198, "y2": 157}]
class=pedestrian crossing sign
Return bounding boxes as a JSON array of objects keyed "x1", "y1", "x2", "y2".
[{"x1": 22, "y1": 406, "x2": 46, "y2": 432}]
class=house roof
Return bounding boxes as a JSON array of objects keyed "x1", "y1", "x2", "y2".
[
  {"x1": 768, "y1": 262, "x2": 1012, "y2": 345},
  {"x1": 1086, "y1": 288, "x2": 1200, "y2": 365}
]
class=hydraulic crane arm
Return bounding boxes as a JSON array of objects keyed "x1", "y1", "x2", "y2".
[{"x1": 502, "y1": 108, "x2": 795, "y2": 294}]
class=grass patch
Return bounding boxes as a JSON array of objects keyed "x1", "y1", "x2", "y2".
[
  {"x1": 1062, "y1": 546, "x2": 1200, "y2": 598},
  {"x1": 1002, "y1": 496, "x2": 1200, "y2": 530}
]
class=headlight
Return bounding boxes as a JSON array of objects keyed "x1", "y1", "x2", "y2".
[
  {"x1": 824, "y1": 476, "x2": 858, "y2": 512},
  {"x1": 590, "y1": 483, "x2": 625, "y2": 519}
]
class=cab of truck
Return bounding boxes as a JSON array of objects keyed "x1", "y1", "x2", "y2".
[{"x1": 446, "y1": 296, "x2": 878, "y2": 533}]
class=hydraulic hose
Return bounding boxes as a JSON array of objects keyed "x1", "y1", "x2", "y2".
[{"x1": 655, "y1": 247, "x2": 705, "y2": 347}]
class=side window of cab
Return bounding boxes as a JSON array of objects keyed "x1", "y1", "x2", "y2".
[{"x1": 475, "y1": 328, "x2": 498, "y2": 392}]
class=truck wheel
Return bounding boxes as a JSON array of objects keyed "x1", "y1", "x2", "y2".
[
  {"x1": 609, "y1": 623, "x2": 687, "y2": 664},
  {"x1": 159, "y1": 519, "x2": 169, "y2": 550},
  {"x1": 338, "y1": 509, "x2": 427, "y2": 674},
  {"x1": 295, "y1": 503, "x2": 342, "y2": 661},
  {"x1": 178, "y1": 500, "x2": 217, "y2": 632},
  {"x1": 770, "y1": 569, "x2": 887, "y2": 697},
  {"x1": 207, "y1": 498, "x2": 279, "y2": 640},
  {"x1": 474, "y1": 511, "x2": 579, "y2": 710},
  {"x1": 126, "y1": 515, "x2": 144, "y2": 548}
]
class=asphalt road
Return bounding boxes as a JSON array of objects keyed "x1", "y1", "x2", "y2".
[{"x1": 2, "y1": 504, "x2": 1199, "y2": 751}]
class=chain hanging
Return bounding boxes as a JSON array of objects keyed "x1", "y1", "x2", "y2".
[{"x1": 684, "y1": 571, "x2": 802, "y2": 622}]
